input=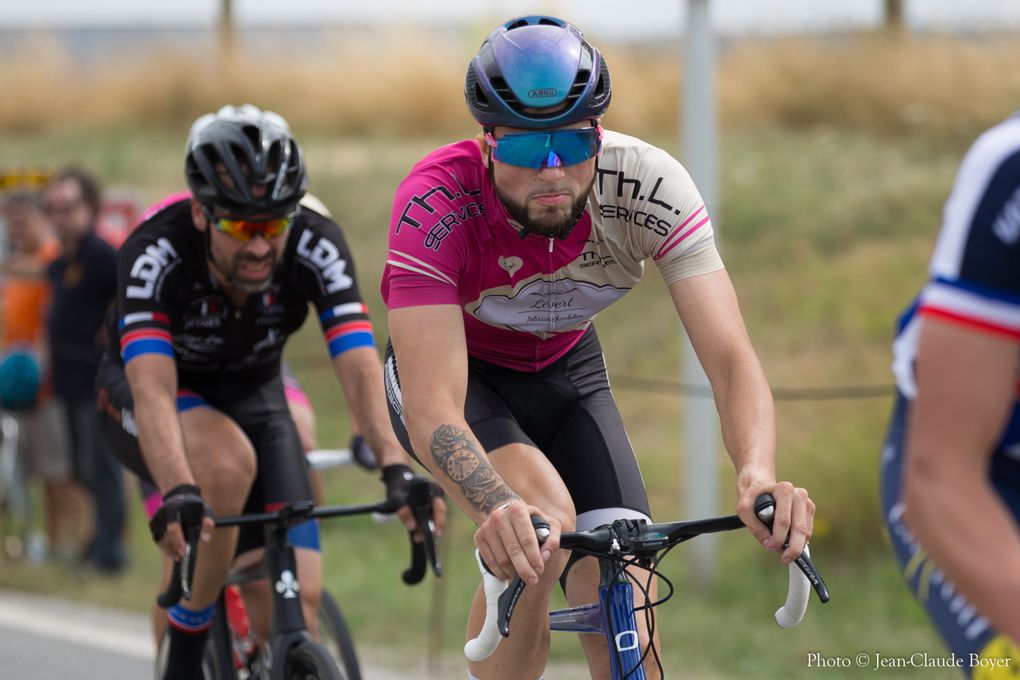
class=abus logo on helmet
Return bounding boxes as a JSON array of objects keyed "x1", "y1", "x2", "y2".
[{"x1": 528, "y1": 88, "x2": 557, "y2": 99}]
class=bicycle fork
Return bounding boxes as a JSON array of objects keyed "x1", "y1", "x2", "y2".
[{"x1": 260, "y1": 523, "x2": 313, "y2": 679}]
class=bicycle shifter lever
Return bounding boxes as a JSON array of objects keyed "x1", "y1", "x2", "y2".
[
  {"x1": 180, "y1": 525, "x2": 201, "y2": 601},
  {"x1": 494, "y1": 515, "x2": 551, "y2": 637},
  {"x1": 754, "y1": 493, "x2": 830, "y2": 604}
]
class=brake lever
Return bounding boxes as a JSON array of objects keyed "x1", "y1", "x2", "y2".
[
  {"x1": 180, "y1": 524, "x2": 201, "y2": 601},
  {"x1": 495, "y1": 515, "x2": 551, "y2": 637},
  {"x1": 754, "y1": 493, "x2": 830, "y2": 603},
  {"x1": 402, "y1": 478, "x2": 443, "y2": 584}
]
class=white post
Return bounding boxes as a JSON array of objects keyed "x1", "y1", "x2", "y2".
[{"x1": 682, "y1": 0, "x2": 720, "y2": 587}]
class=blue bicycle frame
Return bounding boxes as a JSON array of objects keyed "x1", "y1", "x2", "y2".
[{"x1": 548, "y1": 562, "x2": 647, "y2": 679}]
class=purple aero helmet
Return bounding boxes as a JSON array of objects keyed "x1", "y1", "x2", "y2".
[{"x1": 465, "y1": 15, "x2": 612, "y2": 129}]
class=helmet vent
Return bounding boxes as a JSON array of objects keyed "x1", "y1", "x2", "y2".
[
  {"x1": 566, "y1": 70, "x2": 591, "y2": 105},
  {"x1": 505, "y1": 16, "x2": 563, "y2": 31},
  {"x1": 489, "y1": 76, "x2": 521, "y2": 109}
]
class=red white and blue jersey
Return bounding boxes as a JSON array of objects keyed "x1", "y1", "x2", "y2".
[
  {"x1": 892, "y1": 113, "x2": 1020, "y2": 454},
  {"x1": 107, "y1": 194, "x2": 374, "y2": 391},
  {"x1": 382, "y1": 129, "x2": 724, "y2": 372}
]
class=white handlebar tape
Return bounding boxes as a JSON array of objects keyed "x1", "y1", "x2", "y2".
[
  {"x1": 305, "y1": 448, "x2": 352, "y2": 471},
  {"x1": 775, "y1": 545, "x2": 811, "y2": 628},
  {"x1": 464, "y1": 549, "x2": 511, "y2": 662}
]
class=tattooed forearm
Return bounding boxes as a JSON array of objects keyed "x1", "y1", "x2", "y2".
[{"x1": 430, "y1": 424, "x2": 520, "y2": 514}]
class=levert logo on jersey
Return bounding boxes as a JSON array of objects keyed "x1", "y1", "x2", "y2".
[
  {"x1": 126, "y1": 238, "x2": 179, "y2": 299},
  {"x1": 296, "y1": 230, "x2": 352, "y2": 294}
]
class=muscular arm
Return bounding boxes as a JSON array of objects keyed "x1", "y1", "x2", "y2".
[
  {"x1": 669, "y1": 269, "x2": 814, "y2": 559},
  {"x1": 124, "y1": 353, "x2": 192, "y2": 493},
  {"x1": 668, "y1": 269, "x2": 776, "y2": 492},
  {"x1": 903, "y1": 317, "x2": 1020, "y2": 642},
  {"x1": 388, "y1": 304, "x2": 520, "y2": 524}
]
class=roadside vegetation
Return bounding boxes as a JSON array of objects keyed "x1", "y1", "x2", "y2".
[{"x1": 3, "y1": 28, "x2": 1014, "y2": 677}]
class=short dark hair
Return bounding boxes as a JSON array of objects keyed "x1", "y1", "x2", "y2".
[{"x1": 50, "y1": 165, "x2": 102, "y2": 217}]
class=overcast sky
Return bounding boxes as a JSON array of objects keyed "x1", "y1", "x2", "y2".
[{"x1": 2, "y1": 0, "x2": 1019, "y2": 39}]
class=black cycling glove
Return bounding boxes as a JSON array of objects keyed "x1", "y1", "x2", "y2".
[
  {"x1": 381, "y1": 464, "x2": 415, "y2": 510},
  {"x1": 149, "y1": 484, "x2": 213, "y2": 544}
]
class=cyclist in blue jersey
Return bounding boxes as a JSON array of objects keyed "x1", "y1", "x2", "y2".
[
  {"x1": 95, "y1": 104, "x2": 444, "y2": 680},
  {"x1": 882, "y1": 112, "x2": 1020, "y2": 675}
]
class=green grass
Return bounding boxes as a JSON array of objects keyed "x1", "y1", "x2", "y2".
[{"x1": 0, "y1": 121, "x2": 975, "y2": 677}]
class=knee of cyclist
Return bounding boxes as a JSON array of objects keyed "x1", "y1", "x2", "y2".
[
  {"x1": 203, "y1": 447, "x2": 257, "y2": 508},
  {"x1": 543, "y1": 501, "x2": 576, "y2": 536}
]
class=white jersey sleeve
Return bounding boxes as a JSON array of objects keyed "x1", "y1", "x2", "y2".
[{"x1": 592, "y1": 130, "x2": 723, "y2": 286}]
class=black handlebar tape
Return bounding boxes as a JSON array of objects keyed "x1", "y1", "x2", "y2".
[
  {"x1": 402, "y1": 539, "x2": 427, "y2": 585},
  {"x1": 156, "y1": 560, "x2": 184, "y2": 609}
]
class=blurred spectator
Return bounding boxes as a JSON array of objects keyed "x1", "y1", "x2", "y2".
[
  {"x1": 44, "y1": 167, "x2": 126, "y2": 574},
  {"x1": 0, "y1": 191, "x2": 85, "y2": 561}
]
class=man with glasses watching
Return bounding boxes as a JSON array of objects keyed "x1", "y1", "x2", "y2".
[
  {"x1": 382, "y1": 16, "x2": 816, "y2": 679},
  {"x1": 44, "y1": 166, "x2": 127, "y2": 574},
  {"x1": 95, "y1": 104, "x2": 443, "y2": 680}
]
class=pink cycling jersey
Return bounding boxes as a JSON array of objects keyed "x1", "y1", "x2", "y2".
[{"x1": 382, "y1": 129, "x2": 724, "y2": 372}]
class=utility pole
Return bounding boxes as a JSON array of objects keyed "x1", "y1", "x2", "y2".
[
  {"x1": 220, "y1": 0, "x2": 237, "y2": 65},
  {"x1": 682, "y1": 0, "x2": 720, "y2": 587},
  {"x1": 885, "y1": 0, "x2": 905, "y2": 33}
]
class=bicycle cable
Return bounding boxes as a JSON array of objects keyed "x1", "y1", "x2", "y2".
[{"x1": 567, "y1": 547, "x2": 673, "y2": 679}]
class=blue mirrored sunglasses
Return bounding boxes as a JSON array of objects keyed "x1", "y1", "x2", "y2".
[{"x1": 485, "y1": 125, "x2": 603, "y2": 169}]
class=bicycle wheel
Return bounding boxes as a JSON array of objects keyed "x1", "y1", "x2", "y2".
[
  {"x1": 315, "y1": 589, "x2": 361, "y2": 680},
  {"x1": 206, "y1": 601, "x2": 239, "y2": 680},
  {"x1": 284, "y1": 639, "x2": 344, "y2": 680}
]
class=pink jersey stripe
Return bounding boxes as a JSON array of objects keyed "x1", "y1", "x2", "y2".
[
  {"x1": 138, "y1": 191, "x2": 192, "y2": 228},
  {"x1": 655, "y1": 215, "x2": 711, "y2": 260}
]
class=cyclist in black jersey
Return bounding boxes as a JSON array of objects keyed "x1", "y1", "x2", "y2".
[{"x1": 95, "y1": 104, "x2": 445, "y2": 680}]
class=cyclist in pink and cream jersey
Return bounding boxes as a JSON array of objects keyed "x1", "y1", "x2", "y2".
[{"x1": 382, "y1": 15, "x2": 816, "y2": 679}]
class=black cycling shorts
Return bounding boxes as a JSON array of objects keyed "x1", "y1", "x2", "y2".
[
  {"x1": 96, "y1": 353, "x2": 313, "y2": 554},
  {"x1": 384, "y1": 326, "x2": 651, "y2": 524}
]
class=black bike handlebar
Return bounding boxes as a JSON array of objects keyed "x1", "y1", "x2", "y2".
[
  {"x1": 156, "y1": 476, "x2": 442, "y2": 608},
  {"x1": 466, "y1": 493, "x2": 830, "y2": 661}
]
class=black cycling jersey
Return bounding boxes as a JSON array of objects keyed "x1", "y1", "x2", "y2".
[{"x1": 106, "y1": 196, "x2": 374, "y2": 396}]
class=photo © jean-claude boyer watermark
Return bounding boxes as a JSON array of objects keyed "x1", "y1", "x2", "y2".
[{"x1": 806, "y1": 651, "x2": 1013, "y2": 672}]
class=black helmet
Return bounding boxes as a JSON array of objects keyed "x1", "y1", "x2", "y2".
[
  {"x1": 185, "y1": 104, "x2": 307, "y2": 216},
  {"x1": 465, "y1": 16, "x2": 611, "y2": 130}
]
